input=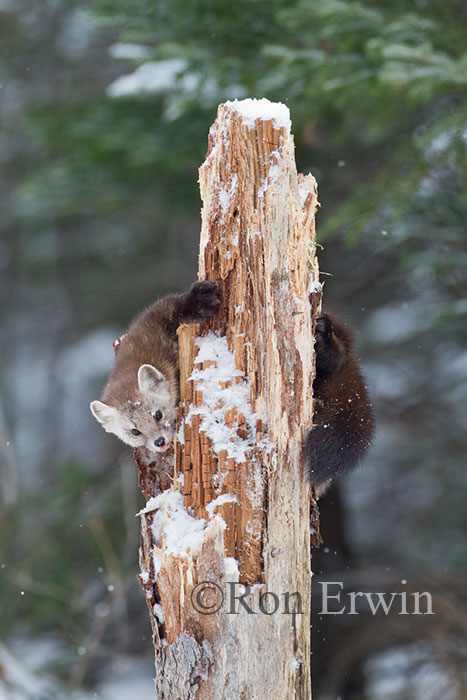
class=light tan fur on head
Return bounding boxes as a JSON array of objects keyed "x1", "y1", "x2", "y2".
[{"x1": 90, "y1": 364, "x2": 177, "y2": 453}]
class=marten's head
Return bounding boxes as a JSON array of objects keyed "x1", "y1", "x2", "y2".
[{"x1": 90, "y1": 364, "x2": 177, "y2": 453}]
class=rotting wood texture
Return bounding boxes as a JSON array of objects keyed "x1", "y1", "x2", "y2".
[{"x1": 136, "y1": 100, "x2": 319, "y2": 700}]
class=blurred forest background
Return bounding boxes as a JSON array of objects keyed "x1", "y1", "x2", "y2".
[{"x1": 1, "y1": 0, "x2": 466, "y2": 698}]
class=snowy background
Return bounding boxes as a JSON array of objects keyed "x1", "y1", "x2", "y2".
[{"x1": 1, "y1": 1, "x2": 466, "y2": 698}]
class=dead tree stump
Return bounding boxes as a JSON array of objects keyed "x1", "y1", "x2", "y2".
[{"x1": 137, "y1": 99, "x2": 319, "y2": 699}]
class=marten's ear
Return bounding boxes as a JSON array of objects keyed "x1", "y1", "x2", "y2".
[
  {"x1": 138, "y1": 364, "x2": 166, "y2": 394},
  {"x1": 90, "y1": 400, "x2": 121, "y2": 432}
]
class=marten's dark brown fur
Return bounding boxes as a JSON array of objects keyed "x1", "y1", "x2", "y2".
[{"x1": 306, "y1": 312, "x2": 374, "y2": 496}]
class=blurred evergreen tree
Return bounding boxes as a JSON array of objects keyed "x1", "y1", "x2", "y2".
[
  {"x1": 87, "y1": 0, "x2": 467, "y2": 275},
  {"x1": 1, "y1": 0, "x2": 467, "y2": 693}
]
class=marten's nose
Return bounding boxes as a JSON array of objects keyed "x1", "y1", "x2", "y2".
[{"x1": 154, "y1": 437, "x2": 166, "y2": 448}]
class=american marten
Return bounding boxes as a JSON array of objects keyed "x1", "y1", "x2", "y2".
[
  {"x1": 91, "y1": 285, "x2": 373, "y2": 492},
  {"x1": 307, "y1": 312, "x2": 375, "y2": 497},
  {"x1": 90, "y1": 281, "x2": 220, "y2": 453}
]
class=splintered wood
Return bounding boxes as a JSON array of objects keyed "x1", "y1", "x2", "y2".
[
  {"x1": 175, "y1": 101, "x2": 319, "y2": 589},
  {"x1": 176, "y1": 324, "x2": 267, "y2": 583},
  {"x1": 139, "y1": 99, "x2": 319, "y2": 700}
]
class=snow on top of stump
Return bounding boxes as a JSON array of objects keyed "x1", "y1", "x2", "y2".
[{"x1": 227, "y1": 98, "x2": 291, "y2": 134}]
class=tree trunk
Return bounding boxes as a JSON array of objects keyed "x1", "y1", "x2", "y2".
[{"x1": 136, "y1": 99, "x2": 319, "y2": 699}]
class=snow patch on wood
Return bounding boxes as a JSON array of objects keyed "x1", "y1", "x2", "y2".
[
  {"x1": 184, "y1": 333, "x2": 263, "y2": 463},
  {"x1": 309, "y1": 279, "x2": 323, "y2": 295},
  {"x1": 218, "y1": 173, "x2": 238, "y2": 220},
  {"x1": 205, "y1": 492, "x2": 237, "y2": 518},
  {"x1": 138, "y1": 489, "x2": 226, "y2": 572},
  {"x1": 153, "y1": 603, "x2": 165, "y2": 624},
  {"x1": 224, "y1": 556, "x2": 239, "y2": 579}
]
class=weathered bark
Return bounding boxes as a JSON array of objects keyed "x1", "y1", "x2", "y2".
[{"x1": 137, "y1": 100, "x2": 319, "y2": 699}]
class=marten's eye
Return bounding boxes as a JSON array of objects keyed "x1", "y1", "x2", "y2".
[
  {"x1": 132, "y1": 428, "x2": 141, "y2": 436},
  {"x1": 155, "y1": 411, "x2": 162, "y2": 422}
]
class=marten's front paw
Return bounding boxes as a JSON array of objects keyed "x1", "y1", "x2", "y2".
[
  {"x1": 314, "y1": 314, "x2": 333, "y2": 358},
  {"x1": 314, "y1": 313, "x2": 347, "y2": 374},
  {"x1": 188, "y1": 280, "x2": 220, "y2": 320}
]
